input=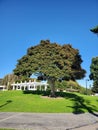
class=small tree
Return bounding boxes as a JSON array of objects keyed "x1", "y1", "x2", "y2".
[
  {"x1": 89, "y1": 57, "x2": 98, "y2": 93},
  {"x1": 14, "y1": 40, "x2": 86, "y2": 97}
]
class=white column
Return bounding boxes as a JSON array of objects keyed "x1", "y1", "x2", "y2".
[
  {"x1": 28, "y1": 80, "x2": 31, "y2": 90},
  {"x1": 20, "y1": 81, "x2": 22, "y2": 90},
  {"x1": 40, "y1": 85, "x2": 41, "y2": 90},
  {"x1": 34, "y1": 83, "x2": 36, "y2": 90},
  {"x1": 24, "y1": 81, "x2": 27, "y2": 90},
  {"x1": 13, "y1": 85, "x2": 15, "y2": 90},
  {"x1": 44, "y1": 85, "x2": 47, "y2": 91},
  {"x1": 16, "y1": 82, "x2": 18, "y2": 90}
]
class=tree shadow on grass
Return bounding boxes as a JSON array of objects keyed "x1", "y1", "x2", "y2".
[
  {"x1": 23, "y1": 90, "x2": 51, "y2": 96},
  {"x1": 23, "y1": 90, "x2": 98, "y2": 116},
  {"x1": 64, "y1": 93, "x2": 98, "y2": 117},
  {"x1": 0, "y1": 100, "x2": 12, "y2": 108}
]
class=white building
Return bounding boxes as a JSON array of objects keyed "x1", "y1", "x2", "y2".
[
  {"x1": 11, "y1": 80, "x2": 48, "y2": 91},
  {"x1": 0, "y1": 85, "x2": 6, "y2": 91}
]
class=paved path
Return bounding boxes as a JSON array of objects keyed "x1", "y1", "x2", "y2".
[{"x1": 0, "y1": 112, "x2": 98, "y2": 130}]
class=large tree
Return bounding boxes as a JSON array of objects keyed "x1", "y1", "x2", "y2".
[
  {"x1": 90, "y1": 25, "x2": 98, "y2": 92},
  {"x1": 89, "y1": 57, "x2": 98, "y2": 93},
  {"x1": 13, "y1": 40, "x2": 86, "y2": 96}
]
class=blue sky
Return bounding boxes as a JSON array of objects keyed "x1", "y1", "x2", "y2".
[{"x1": 0, "y1": 0, "x2": 98, "y2": 87}]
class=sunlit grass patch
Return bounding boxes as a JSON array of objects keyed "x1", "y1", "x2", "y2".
[{"x1": 0, "y1": 90, "x2": 98, "y2": 113}]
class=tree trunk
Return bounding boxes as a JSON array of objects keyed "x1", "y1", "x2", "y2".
[{"x1": 48, "y1": 78, "x2": 56, "y2": 97}]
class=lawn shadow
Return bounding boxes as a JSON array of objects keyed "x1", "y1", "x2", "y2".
[
  {"x1": 23, "y1": 90, "x2": 51, "y2": 96},
  {"x1": 64, "y1": 92, "x2": 98, "y2": 117},
  {"x1": 23, "y1": 90, "x2": 98, "y2": 116},
  {"x1": 0, "y1": 100, "x2": 12, "y2": 108}
]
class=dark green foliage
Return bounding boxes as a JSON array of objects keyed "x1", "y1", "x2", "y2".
[
  {"x1": 90, "y1": 25, "x2": 98, "y2": 92},
  {"x1": 13, "y1": 40, "x2": 86, "y2": 96},
  {"x1": 14, "y1": 40, "x2": 85, "y2": 80},
  {"x1": 90, "y1": 25, "x2": 98, "y2": 34},
  {"x1": 23, "y1": 90, "x2": 51, "y2": 96},
  {"x1": 91, "y1": 81, "x2": 98, "y2": 93},
  {"x1": 89, "y1": 57, "x2": 98, "y2": 93}
]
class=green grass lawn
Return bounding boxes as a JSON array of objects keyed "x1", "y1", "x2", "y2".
[{"x1": 0, "y1": 90, "x2": 98, "y2": 113}]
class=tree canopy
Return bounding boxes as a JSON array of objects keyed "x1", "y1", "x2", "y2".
[
  {"x1": 13, "y1": 40, "x2": 86, "y2": 96},
  {"x1": 89, "y1": 57, "x2": 98, "y2": 93},
  {"x1": 14, "y1": 40, "x2": 85, "y2": 80}
]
